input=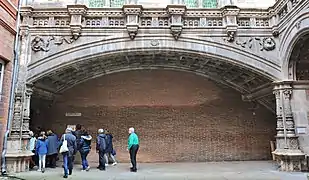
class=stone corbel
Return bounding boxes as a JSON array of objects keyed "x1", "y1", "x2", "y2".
[
  {"x1": 67, "y1": 5, "x2": 87, "y2": 40},
  {"x1": 167, "y1": 5, "x2": 186, "y2": 40},
  {"x1": 123, "y1": 4, "x2": 142, "y2": 40},
  {"x1": 269, "y1": 9, "x2": 279, "y2": 37},
  {"x1": 222, "y1": 5, "x2": 239, "y2": 42}
]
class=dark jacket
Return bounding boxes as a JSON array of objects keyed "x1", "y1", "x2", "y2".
[
  {"x1": 80, "y1": 135, "x2": 92, "y2": 154},
  {"x1": 73, "y1": 130, "x2": 83, "y2": 150},
  {"x1": 47, "y1": 133, "x2": 59, "y2": 155},
  {"x1": 36, "y1": 138, "x2": 49, "y2": 155},
  {"x1": 106, "y1": 134, "x2": 114, "y2": 153},
  {"x1": 60, "y1": 132, "x2": 77, "y2": 157},
  {"x1": 96, "y1": 134, "x2": 107, "y2": 152}
]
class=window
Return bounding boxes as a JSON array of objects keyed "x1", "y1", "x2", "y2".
[
  {"x1": 0, "y1": 61, "x2": 5, "y2": 101},
  {"x1": 184, "y1": 0, "x2": 198, "y2": 7},
  {"x1": 202, "y1": 0, "x2": 217, "y2": 8},
  {"x1": 110, "y1": 0, "x2": 125, "y2": 7},
  {"x1": 89, "y1": 0, "x2": 106, "y2": 7}
]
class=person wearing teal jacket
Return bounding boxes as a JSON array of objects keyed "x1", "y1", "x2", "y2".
[{"x1": 128, "y1": 127, "x2": 139, "y2": 172}]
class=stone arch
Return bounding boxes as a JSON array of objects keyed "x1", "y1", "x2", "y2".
[
  {"x1": 279, "y1": 9, "x2": 309, "y2": 79},
  {"x1": 28, "y1": 36, "x2": 281, "y2": 92}
]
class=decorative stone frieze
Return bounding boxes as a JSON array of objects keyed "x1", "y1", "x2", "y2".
[
  {"x1": 222, "y1": 5, "x2": 240, "y2": 42},
  {"x1": 67, "y1": 5, "x2": 88, "y2": 40},
  {"x1": 167, "y1": 4, "x2": 186, "y2": 40},
  {"x1": 123, "y1": 4, "x2": 143, "y2": 40},
  {"x1": 272, "y1": 81, "x2": 305, "y2": 172},
  {"x1": 31, "y1": 35, "x2": 77, "y2": 52}
]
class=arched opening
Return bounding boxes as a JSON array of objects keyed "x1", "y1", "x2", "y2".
[
  {"x1": 28, "y1": 50, "x2": 277, "y2": 163},
  {"x1": 288, "y1": 34, "x2": 309, "y2": 80}
]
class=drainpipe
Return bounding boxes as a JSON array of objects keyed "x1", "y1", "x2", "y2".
[{"x1": 1, "y1": 0, "x2": 23, "y2": 175}]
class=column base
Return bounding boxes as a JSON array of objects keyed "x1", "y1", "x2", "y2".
[
  {"x1": 273, "y1": 149, "x2": 305, "y2": 171},
  {"x1": 5, "y1": 151, "x2": 33, "y2": 173}
]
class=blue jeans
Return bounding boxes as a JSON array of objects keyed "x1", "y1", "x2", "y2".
[
  {"x1": 62, "y1": 153, "x2": 73, "y2": 175},
  {"x1": 80, "y1": 151, "x2": 89, "y2": 170}
]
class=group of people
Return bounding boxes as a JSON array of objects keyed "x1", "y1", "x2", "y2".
[{"x1": 27, "y1": 125, "x2": 140, "y2": 178}]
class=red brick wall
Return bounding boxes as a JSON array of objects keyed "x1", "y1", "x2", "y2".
[
  {"x1": 31, "y1": 70, "x2": 276, "y2": 163},
  {"x1": 0, "y1": 0, "x2": 16, "y2": 156}
]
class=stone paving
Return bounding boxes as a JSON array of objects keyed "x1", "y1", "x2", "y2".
[{"x1": 2, "y1": 161, "x2": 308, "y2": 180}]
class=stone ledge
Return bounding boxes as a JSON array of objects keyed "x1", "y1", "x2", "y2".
[{"x1": 5, "y1": 151, "x2": 34, "y2": 158}]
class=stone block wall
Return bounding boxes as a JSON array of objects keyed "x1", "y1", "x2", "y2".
[{"x1": 31, "y1": 70, "x2": 276, "y2": 163}]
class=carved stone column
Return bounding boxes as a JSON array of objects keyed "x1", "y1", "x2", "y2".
[
  {"x1": 222, "y1": 5, "x2": 239, "y2": 42},
  {"x1": 123, "y1": 4, "x2": 142, "y2": 40},
  {"x1": 67, "y1": 5, "x2": 87, "y2": 40},
  {"x1": 167, "y1": 4, "x2": 186, "y2": 40},
  {"x1": 272, "y1": 82, "x2": 305, "y2": 172}
]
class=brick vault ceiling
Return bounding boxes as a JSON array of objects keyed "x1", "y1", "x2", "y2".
[
  {"x1": 291, "y1": 34, "x2": 309, "y2": 80},
  {"x1": 32, "y1": 51, "x2": 275, "y2": 112}
]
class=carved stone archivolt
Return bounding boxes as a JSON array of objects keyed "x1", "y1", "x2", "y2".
[{"x1": 31, "y1": 36, "x2": 77, "y2": 52}]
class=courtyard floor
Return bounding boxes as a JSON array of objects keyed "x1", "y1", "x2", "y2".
[{"x1": 2, "y1": 161, "x2": 308, "y2": 180}]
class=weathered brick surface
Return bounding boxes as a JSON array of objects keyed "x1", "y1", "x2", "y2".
[
  {"x1": 31, "y1": 70, "x2": 276, "y2": 163},
  {"x1": 0, "y1": 0, "x2": 15, "y2": 156}
]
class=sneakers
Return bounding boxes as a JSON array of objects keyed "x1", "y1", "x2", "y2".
[
  {"x1": 37, "y1": 169, "x2": 41, "y2": 172},
  {"x1": 105, "y1": 164, "x2": 109, "y2": 167},
  {"x1": 112, "y1": 162, "x2": 117, "y2": 166},
  {"x1": 86, "y1": 166, "x2": 90, "y2": 171},
  {"x1": 63, "y1": 175, "x2": 68, "y2": 178},
  {"x1": 42, "y1": 168, "x2": 45, "y2": 173}
]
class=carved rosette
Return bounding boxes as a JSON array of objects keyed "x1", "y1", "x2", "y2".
[
  {"x1": 67, "y1": 5, "x2": 88, "y2": 40},
  {"x1": 222, "y1": 5, "x2": 239, "y2": 42},
  {"x1": 123, "y1": 5, "x2": 142, "y2": 40},
  {"x1": 167, "y1": 5, "x2": 186, "y2": 40}
]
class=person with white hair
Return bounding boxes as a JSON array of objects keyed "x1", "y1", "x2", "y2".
[
  {"x1": 28, "y1": 131, "x2": 37, "y2": 169},
  {"x1": 128, "y1": 127, "x2": 139, "y2": 172},
  {"x1": 60, "y1": 127, "x2": 77, "y2": 178},
  {"x1": 96, "y1": 129, "x2": 107, "y2": 171}
]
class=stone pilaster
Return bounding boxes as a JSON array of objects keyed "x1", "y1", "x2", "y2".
[
  {"x1": 272, "y1": 81, "x2": 305, "y2": 172},
  {"x1": 67, "y1": 5, "x2": 87, "y2": 40},
  {"x1": 222, "y1": 5, "x2": 239, "y2": 42},
  {"x1": 123, "y1": 4, "x2": 142, "y2": 40},
  {"x1": 167, "y1": 4, "x2": 186, "y2": 40},
  {"x1": 4, "y1": 7, "x2": 34, "y2": 174}
]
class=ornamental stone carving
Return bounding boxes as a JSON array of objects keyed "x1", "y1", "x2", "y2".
[
  {"x1": 257, "y1": 37, "x2": 276, "y2": 51},
  {"x1": 31, "y1": 36, "x2": 50, "y2": 52},
  {"x1": 31, "y1": 36, "x2": 77, "y2": 52}
]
